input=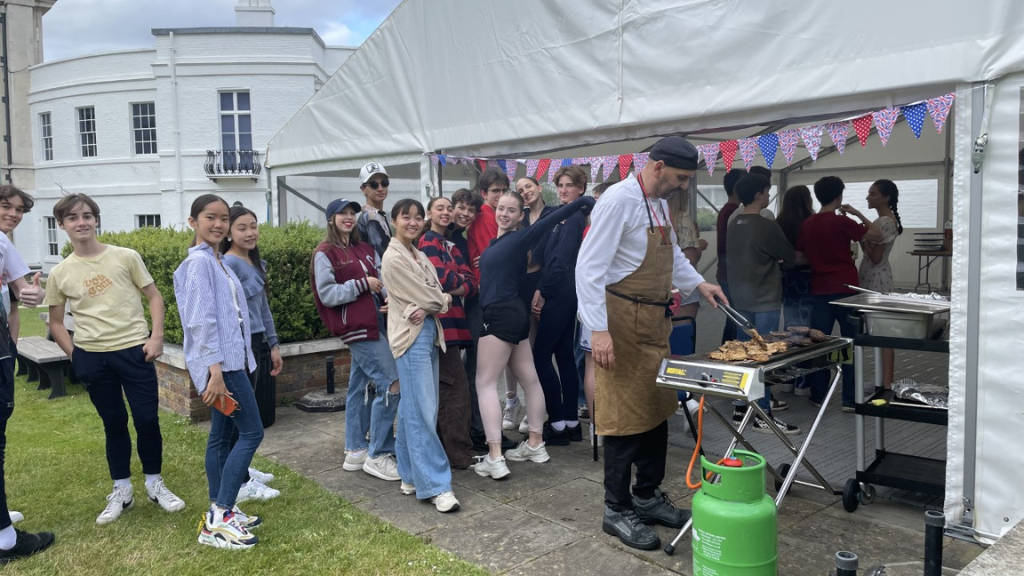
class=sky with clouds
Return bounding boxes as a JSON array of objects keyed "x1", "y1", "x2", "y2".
[{"x1": 42, "y1": 0, "x2": 403, "y2": 61}]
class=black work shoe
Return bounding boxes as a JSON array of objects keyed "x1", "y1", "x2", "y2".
[
  {"x1": 500, "y1": 434, "x2": 518, "y2": 451},
  {"x1": 542, "y1": 422, "x2": 571, "y2": 446},
  {"x1": 602, "y1": 506, "x2": 660, "y2": 550},
  {"x1": 0, "y1": 529, "x2": 55, "y2": 565},
  {"x1": 567, "y1": 423, "x2": 583, "y2": 443},
  {"x1": 633, "y1": 488, "x2": 692, "y2": 529}
]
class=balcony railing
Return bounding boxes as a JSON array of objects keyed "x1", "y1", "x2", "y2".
[{"x1": 205, "y1": 149, "x2": 262, "y2": 181}]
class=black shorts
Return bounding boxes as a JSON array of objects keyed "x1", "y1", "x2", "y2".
[{"x1": 481, "y1": 300, "x2": 531, "y2": 344}]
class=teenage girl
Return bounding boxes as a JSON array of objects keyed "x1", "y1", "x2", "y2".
[
  {"x1": 472, "y1": 191, "x2": 595, "y2": 480},
  {"x1": 380, "y1": 199, "x2": 459, "y2": 513},
  {"x1": 311, "y1": 199, "x2": 401, "y2": 482},
  {"x1": 221, "y1": 205, "x2": 283, "y2": 501},
  {"x1": 418, "y1": 197, "x2": 477, "y2": 469},
  {"x1": 174, "y1": 194, "x2": 262, "y2": 550},
  {"x1": 860, "y1": 179, "x2": 904, "y2": 389},
  {"x1": 776, "y1": 186, "x2": 815, "y2": 394}
]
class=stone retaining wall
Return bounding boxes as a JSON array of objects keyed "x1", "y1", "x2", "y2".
[{"x1": 155, "y1": 338, "x2": 351, "y2": 421}]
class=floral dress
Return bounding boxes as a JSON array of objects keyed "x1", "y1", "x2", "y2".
[{"x1": 859, "y1": 215, "x2": 898, "y2": 293}]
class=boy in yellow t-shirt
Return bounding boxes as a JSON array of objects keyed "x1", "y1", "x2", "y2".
[{"x1": 45, "y1": 193, "x2": 185, "y2": 526}]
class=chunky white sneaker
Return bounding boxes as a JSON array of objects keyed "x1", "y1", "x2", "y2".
[
  {"x1": 502, "y1": 400, "x2": 523, "y2": 431},
  {"x1": 518, "y1": 415, "x2": 529, "y2": 435},
  {"x1": 504, "y1": 440, "x2": 550, "y2": 463},
  {"x1": 236, "y1": 479, "x2": 281, "y2": 503},
  {"x1": 343, "y1": 450, "x2": 368, "y2": 471},
  {"x1": 247, "y1": 468, "x2": 274, "y2": 484},
  {"x1": 7, "y1": 510, "x2": 23, "y2": 524},
  {"x1": 97, "y1": 485, "x2": 134, "y2": 525},
  {"x1": 472, "y1": 455, "x2": 511, "y2": 480},
  {"x1": 197, "y1": 509, "x2": 258, "y2": 550},
  {"x1": 362, "y1": 454, "x2": 400, "y2": 482},
  {"x1": 431, "y1": 491, "x2": 460, "y2": 513},
  {"x1": 146, "y1": 478, "x2": 186, "y2": 512},
  {"x1": 231, "y1": 505, "x2": 262, "y2": 530},
  {"x1": 400, "y1": 482, "x2": 416, "y2": 496}
]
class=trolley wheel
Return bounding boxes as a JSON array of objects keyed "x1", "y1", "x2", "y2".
[
  {"x1": 842, "y1": 478, "x2": 861, "y2": 513},
  {"x1": 773, "y1": 463, "x2": 792, "y2": 492},
  {"x1": 858, "y1": 483, "x2": 876, "y2": 505}
]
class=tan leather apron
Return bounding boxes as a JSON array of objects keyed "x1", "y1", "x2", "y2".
[{"x1": 594, "y1": 222, "x2": 677, "y2": 436}]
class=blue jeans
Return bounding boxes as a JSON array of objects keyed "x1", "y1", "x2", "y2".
[
  {"x1": 206, "y1": 369, "x2": 265, "y2": 508},
  {"x1": 346, "y1": 336, "x2": 400, "y2": 458},
  {"x1": 732, "y1": 309, "x2": 781, "y2": 412},
  {"x1": 782, "y1": 269, "x2": 814, "y2": 390},
  {"x1": 808, "y1": 294, "x2": 857, "y2": 407},
  {"x1": 393, "y1": 321, "x2": 452, "y2": 500}
]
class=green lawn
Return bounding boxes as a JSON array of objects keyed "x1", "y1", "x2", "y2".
[{"x1": 3, "y1": 309, "x2": 486, "y2": 575}]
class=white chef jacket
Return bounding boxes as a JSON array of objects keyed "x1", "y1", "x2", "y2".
[{"x1": 576, "y1": 175, "x2": 706, "y2": 332}]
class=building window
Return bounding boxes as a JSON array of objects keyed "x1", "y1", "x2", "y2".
[
  {"x1": 131, "y1": 103, "x2": 157, "y2": 155},
  {"x1": 45, "y1": 217, "x2": 59, "y2": 257},
  {"x1": 39, "y1": 112, "x2": 53, "y2": 161},
  {"x1": 136, "y1": 214, "x2": 161, "y2": 229},
  {"x1": 219, "y1": 91, "x2": 252, "y2": 171},
  {"x1": 77, "y1": 107, "x2": 97, "y2": 158}
]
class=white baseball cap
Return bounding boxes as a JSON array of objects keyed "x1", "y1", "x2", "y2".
[{"x1": 360, "y1": 162, "x2": 388, "y2": 185}]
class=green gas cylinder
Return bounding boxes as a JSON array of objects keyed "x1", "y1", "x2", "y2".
[{"x1": 692, "y1": 450, "x2": 778, "y2": 576}]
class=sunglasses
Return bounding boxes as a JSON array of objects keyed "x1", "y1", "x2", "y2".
[{"x1": 364, "y1": 179, "x2": 390, "y2": 190}]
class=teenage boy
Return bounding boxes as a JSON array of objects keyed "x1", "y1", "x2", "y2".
[
  {"x1": 46, "y1": 193, "x2": 186, "y2": 525},
  {"x1": 357, "y1": 162, "x2": 394, "y2": 262},
  {"x1": 726, "y1": 174, "x2": 799, "y2": 435},
  {"x1": 0, "y1": 185, "x2": 53, "y2": 564},
  {"x1": 716, "y1": 169, "x2": 746, "y2": 343},
  {"x1": 466, "y1": 169, "x2": 508, "y2": 283}
]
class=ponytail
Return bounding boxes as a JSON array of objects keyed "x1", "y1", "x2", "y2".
[{"x1": 872, "y1": 179, "x2": 903, "y2": 235}]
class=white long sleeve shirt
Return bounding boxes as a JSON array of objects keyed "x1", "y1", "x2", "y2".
[{"x1": 576, "y1": 175, "x2": 706, "y2": 332}]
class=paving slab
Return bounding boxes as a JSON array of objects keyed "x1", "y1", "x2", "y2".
[
  {"x1": 503, "y1": 537, "x2": 676, "y2": 576},
  {"x1": 312, "y1": 466, "x2": 396, "y2": 504},
  {"x1": 508, "y1": 477, "x2": 604, "y2": 533},
  {"x1": 451, "y1": 459, "x2": 583, "y2": 505},
  {"x1": 355, "y1": 484, "x2": 501, "y2": 535}
]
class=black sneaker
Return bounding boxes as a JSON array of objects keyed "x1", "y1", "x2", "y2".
[
  {"x1": 567, "y1": 423, "x2": 583, "y2": 443},
  {"x1": 752, "y1": 414, "x2": 801, "y2": 435},
  {"x1": 542, "y1": 422, "x2": 571, "y2": 446},
  {"x1": 731, "y1": 407, "x2": 746, "y2": 424},
  {"x1": 500, "y1": 434, "x2": 518, "y2": 451},
  {"x1": 470, "y1": 431, "x2": 488, "y2": 453},
  {"x1": 602, "y1": 507, "x2": 660, "y2": 550},
  {"x1": 633, "y1": 488, "x2": 691, "y2": 529},
  {"x1": 0, "y1": 529, "x2": 55, "y2": 565}
]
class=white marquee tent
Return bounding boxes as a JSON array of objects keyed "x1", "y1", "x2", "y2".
[{"x1": 266, "y1": 0, "x2": 1024, "y2": 543}]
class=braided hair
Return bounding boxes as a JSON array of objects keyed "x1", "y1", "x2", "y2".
[{"x1": 872, "y1": 179, "x2": 903, "y2": 235}]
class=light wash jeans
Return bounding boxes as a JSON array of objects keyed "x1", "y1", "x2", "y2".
[
  {"x1": 394, "y1": 321, "x2": 452, "y2": 500},
  {"x1": 206, "y1": 369, "x2": 265, "y2": 508},
  {"x1": 346, "y1": 335, "x2": 401, "y2": 458},
  {"x1": 732, "y1": 308, "x2": 781, "y2": 412}
]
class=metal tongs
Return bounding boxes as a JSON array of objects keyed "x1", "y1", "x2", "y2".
[{"x1": 715, "y1": 297, "x2": 767, "y2": 348}]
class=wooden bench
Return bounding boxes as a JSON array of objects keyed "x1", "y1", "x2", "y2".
[{"x1": 16, "y1": 336, "x2": 72, "y2": 399}]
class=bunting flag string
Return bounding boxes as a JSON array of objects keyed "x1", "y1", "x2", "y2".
[
  {"x1": 430, "y1": 92, "x2": 955, "y2": 181},
  {"x1": 872, "y1": 108, "x2": 900, "y2": 146}
]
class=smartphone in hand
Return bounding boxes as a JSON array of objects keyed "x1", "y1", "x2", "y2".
[{"x1": 212, "y1": 394, "x2": 239, "y2": 416}]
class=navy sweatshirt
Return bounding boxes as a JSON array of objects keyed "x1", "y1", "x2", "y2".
[
  {"x1": 478, "y1": 197, "x2": 595, "y2": 308},
  {"x1": 532, "y1": 208, "x2": 588, "y2": 301}
]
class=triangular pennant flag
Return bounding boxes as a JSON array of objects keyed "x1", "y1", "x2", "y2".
[
  {"x1": 617, "y1": 155, "x2": 632, "y2": 179},
  {"x1": 525, "y1": 158, "x2": 540, "y2": 178},
  {"x1": 487, "y1": 159, "x2": 500, "y2": 172},
  {"x1": 437, "y1": 154, "x2": 447, "y2": 167},
  {"x1": 700, "y1": 143, "x2": 719, "y2": 177},
  {"x1": 799, "y1": 125, "x2": 824, "y2": 162},
  {"x1": 738, "y1": 138, "x2": 758, "y2": 171},
  {"x1": 778, "y1": 130, "x2": 800, "y2": 165},
  {"x1": 503, "y1": 159, "x2": 518, "y2": 179},
  {"x1": 547, "y1": 159, "x2": 562, "y2": 183},
  {"x1": 632, "y1": 152, "x2": 649, "y2": 173},
  {"x1": 872, "y1": 108, "x2": 900, "y2": 146},
  {"x1": 588, "y1": 157, "x2": 601, "y2": 182},
  {"x1": 534, "y1": 159, "x2": 551, "y2": 180},
  {"x1": 851, "y1": 115, "x2": 873, "y2": 147},
  {"x1": 826, "y1": 122, "x2": 850, "y2": 155},
  {"x1": 571, "y1": 157, "x2": 586, "y2": 166},
  {"x1": 719, "y1": 140, "x2": 738, "y2": 170},
  {"x1": 476, "y1": 159, "x2": 488, "y2": 171},
  {"x1": 926, "y1": 92, "x2": 955, "y2": 134},
  {"x1": 901, "y1": 103, "x2": 927, "y2": 138},
  {"x1": 561, "y1": 158, "x2": 572, "y2": 169},
  {"x1": 602, "y1": 155, "x2": 618, "y2": 180},
  {"x1": 757, "y1": 133, "x2": 780, "y2": 169}
]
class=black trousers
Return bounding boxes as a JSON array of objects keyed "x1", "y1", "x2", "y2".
[
  {"x1": 463, "y1": 296, "x2": 484, "y2": 436},
  {"x1": 602, "y1": 420, "x2": 668, "y2": 511},
  {"x1": 0, "y1": 351, "x2": 15, "y2": 530},
  {"x1": 533, "y1": 293, "x2": 579, "y2": 423}
]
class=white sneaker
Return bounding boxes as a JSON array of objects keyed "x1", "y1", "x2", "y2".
[
  {"x1": 231, "y1": 505, "x2": 262, "y2": 530},
  {"x1": 502, "y1": 400, "x2": 523, "y2": 431},
  {"x1": 431, "y1": 491, "x2": 460, "y2": 513},
  {"x1": 362, "y1": 454, "x2": 400, "y2": 482},
  {"x1": 7, "y1": 510, "x2": 23, "y2": 524},
  {"x1": 400, "y1": 482, "x2": 416, "y2": 496},
  {"x1": 146, "y1": 478, "x2": 186, "y2": 512},
  {"x1": 518, "y1": 415, "x2": 529, "y2": 435},
  {"x1": 472, "y1": 455, "x2": 511, "y2": 480},
  {"x1": 504, "y1": 440, "x2": 550, "y2": 463},
  {"x1": 247, "y1": 467, "x2": 274, "y2": 484},
  {"x1": 97, "y1": 485, "x2": 134, "y2": 525},
  {"x1": 236, "y1": 479, "x2": 281, "y2": 503},
  {"x1": 197, "y1": 508, "x2": 258, "y2": 549},
  {"x1": 343, "y1": 449, "x2": 368, "y2": 471}
]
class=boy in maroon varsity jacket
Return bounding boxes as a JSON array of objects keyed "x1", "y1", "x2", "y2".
[
  {"x1": 311, "y1": 199, "x2": 401, "y2": 483},
  {"x1": 418, "y1": 197, "x2": 478, "y2": 468}
]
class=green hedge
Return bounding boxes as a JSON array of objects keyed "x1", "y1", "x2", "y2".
[{"x1": 61, "y1": 223, "x2": 330, "y2": 345}]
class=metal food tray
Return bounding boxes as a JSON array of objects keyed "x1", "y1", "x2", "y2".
[{"x1": 830, "y1": 293, "x2": 951, "y2": 315}]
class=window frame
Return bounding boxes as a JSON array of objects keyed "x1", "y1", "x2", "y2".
[
  {"x1": 39, "y1": 112, "x2": 53, "y2": 162},
  {"x1": 77, "y1": 106, "x2": 98, "y2": 158},
  {"x1": 45, "y1": 216, "x2": 59, "y2": 257},
  {"x1": 136, "y1": 214, "x2": 161, "y2": 229},
  {"x1": 130, "y1": 102, "x2": 158, "y2": 156}
]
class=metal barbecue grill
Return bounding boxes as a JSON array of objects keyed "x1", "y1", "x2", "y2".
[{"x1": 655, "y1": 336, "x2": 854, "y2": 556}]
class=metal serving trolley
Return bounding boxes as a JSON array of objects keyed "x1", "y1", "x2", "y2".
[{"x1": 655, "y1": 336, "x2": 853, "y2": 555}]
